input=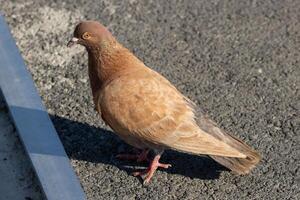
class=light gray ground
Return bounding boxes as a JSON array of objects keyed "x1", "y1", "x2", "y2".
[
  {"x1": 0, "y1": 94, "x2": 43, "y2": 200},
  {"x1": 1, "y1": 0, "x2": 299, "y2": 200}
]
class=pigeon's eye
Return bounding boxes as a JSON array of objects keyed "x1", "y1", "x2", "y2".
[{"x1": 82, "y1": 32, "x2": 91, "y2": 40}]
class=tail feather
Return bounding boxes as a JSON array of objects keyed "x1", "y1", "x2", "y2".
[
  {"x1": 209, "y1": 133, "x2": 261, "y2": 174},
  {"x1": 196, "y1": 112, "x2": 261, "y2": 174}
]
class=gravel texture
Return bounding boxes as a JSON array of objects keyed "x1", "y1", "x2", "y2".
[
  {"x1": 1, "y1": 0, "x2": 299, "y2": 199},
  {"x1": 0, "y1": 94, "x2": 43, "y2": 200}
]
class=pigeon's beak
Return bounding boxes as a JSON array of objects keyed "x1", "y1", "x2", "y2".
[{"x1": 67, "y1": 37, "x2": 79, "y2": 47}]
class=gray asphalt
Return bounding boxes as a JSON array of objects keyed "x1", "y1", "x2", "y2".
[{"x1": 1, "y1": 0, "x2": 299, "y2": 199}]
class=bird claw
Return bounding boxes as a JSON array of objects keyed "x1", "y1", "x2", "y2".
[
  {"x1": 132, "y1": 161, "x2": 172, "y2": 184},
  {"x1": 157, "y1": 163, "x2": 172, "y2": 169}
]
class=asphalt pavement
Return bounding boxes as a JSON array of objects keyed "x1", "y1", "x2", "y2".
[{"x1": 1, "y1": 0, "x2": 299, "y2": 199}]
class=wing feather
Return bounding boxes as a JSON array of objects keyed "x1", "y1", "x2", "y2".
[{"x1": 99, "y1": 68, "x2": 245, "y2": 158}]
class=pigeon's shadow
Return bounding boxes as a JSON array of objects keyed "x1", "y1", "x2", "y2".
[{"x1": 50, "y1": 115, "x2": 227, "y2": 180}]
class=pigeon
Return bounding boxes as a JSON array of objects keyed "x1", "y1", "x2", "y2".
[{"x1": 67, "y1": 21, "x2": 261, "y2": 184}]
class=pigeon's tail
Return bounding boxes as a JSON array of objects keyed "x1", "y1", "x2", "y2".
[
  {"x1": 196, "y1": 113, "x2": 261, "y2": 174},
  {"x1": 209, "y1": 133, "x2": 261, "y2": 174}
]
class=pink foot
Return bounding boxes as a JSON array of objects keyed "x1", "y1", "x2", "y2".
[
  {"x1": 116, "y1": 149, "x2": 150, "y2": 162},
  {"x1": 132, "y1": 153, "x2": 171, "y2": 184}
]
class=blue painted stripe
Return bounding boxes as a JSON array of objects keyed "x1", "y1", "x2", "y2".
[{"x1": 0, "y1": 15, "x2": 86, "y2": 200}]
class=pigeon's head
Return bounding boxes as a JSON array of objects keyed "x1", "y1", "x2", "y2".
[{"x1": 67, "y1": 21, "x2": 113, "y2": 49}]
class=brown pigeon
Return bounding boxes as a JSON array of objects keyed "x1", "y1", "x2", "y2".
[{"x1": 67, "y1": 21, "x2": 261, "y2": 184}]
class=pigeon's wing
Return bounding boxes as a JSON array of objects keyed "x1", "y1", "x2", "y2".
[{"x1": 99, "y1": 68, "x2": 245, "y2": 158}]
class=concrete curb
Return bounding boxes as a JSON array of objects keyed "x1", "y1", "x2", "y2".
[{"x1": 0, "y1": 15, "x2": 86, "y2": 200}]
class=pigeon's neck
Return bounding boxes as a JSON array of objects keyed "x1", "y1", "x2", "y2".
[{"x1": 87, "y1": 42, "x2": 143, "y2": 94}]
